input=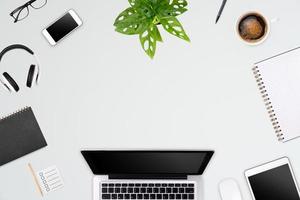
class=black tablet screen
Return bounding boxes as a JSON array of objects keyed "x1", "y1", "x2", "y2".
[{"x1": 248, "y1": 164, "x2": 300, "y2": 200}]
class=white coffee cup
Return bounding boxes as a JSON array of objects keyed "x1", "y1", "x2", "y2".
[{"x1": 236, "y1": 12, "x2": 271, "y2": 45}]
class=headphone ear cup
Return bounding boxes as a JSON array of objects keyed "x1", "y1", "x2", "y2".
[
  {"x1": 27, "y1": 64, "x2": 35, "y2": 88},
  {"x1": 3, "y1": 72, "x2": 19, "y2": 92}
]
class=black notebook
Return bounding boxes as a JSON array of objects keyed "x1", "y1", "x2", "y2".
[{"x1": 0, "y1": 107, "x2": 47, "y2": 166}]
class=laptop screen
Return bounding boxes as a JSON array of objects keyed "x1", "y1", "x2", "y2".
[{"x1": 81, "y1": 151, "x2": 214, "y2": 175}]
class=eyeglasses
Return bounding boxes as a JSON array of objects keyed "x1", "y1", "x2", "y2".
[{"x1": 10, "y1": 0, "x2": 47, "y2": 23}]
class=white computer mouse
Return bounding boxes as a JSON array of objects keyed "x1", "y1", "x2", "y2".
[{"x1": 219, "y1": 178, "x2": 243, "y2": 200}]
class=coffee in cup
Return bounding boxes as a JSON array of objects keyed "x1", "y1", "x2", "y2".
[{"x1": 237, "y1": 12, "x2": 269, "y2": 45}]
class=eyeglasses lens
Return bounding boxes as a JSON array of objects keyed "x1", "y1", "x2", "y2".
[
  {"x1": 30, "y1": 0, "x2": 47, "y2": 9},
  {"x1": 13, "y1": 7, "x2": 29, "y2": 22}
]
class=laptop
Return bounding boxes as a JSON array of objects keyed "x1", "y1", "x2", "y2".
[{"x1": 81, "y1": 150, "x2": 214, "y2": 200}]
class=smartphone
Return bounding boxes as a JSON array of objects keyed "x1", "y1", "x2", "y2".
[{"x1": 42, "y1": 10, "x2": 82, "y2": 45}]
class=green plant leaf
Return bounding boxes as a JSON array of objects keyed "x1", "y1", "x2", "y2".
[
  {"x1": 128, "y1": 0, "x2": 138, "y2": 7},
  {"x1": 153, "y1": 25, "x2": 163, "y2": 42},
  {"x1": 158, "y1": 0, "x2": 170, "y2": 6},
  {"x1": 139, "y1": 25, "x2": 158, "y2": 58},
  {"x1": 114, "y1": 8, "x2": 150, "y2": 35},
  {"x1": 157, "y1": 0, "x2": 187, "y2": 17},
  {"x1": 114, "y1": 7, "x2": 137, "y2": 26},
  {"x1": 115, "y1": 22, "x2": 149, "y2": 35},
  {"x1": 158, "y1": 5, "x2": 187, "y2": 17},
  {"x1": 170, "y1": 0, "x2": 187, "y2": 9},
  {"x1": 170, "y1": 0, "x2": 188, "y2": 16},
  {"x1": 135, "y1": 0, "x2": 155, "y2": 19},
  {"x1": 160, "y1": 16, "x2": 190, "y2": 41},
  {"x1": 129, "y1": 0, "x2": 153, "y2": 7},
  {"x1": 148, "y1": 0, "x2": 159, "y2": 5},
  {"x1": 152, "y1": 0, "x2": 170, "y2": 9}
]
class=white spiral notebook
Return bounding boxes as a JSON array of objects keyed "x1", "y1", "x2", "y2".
[{"x1": 253, "y1": 47, "x2": 300, "y2": 143}]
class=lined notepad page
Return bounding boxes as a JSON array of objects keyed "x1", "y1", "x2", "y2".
[
  {"x1": 36, "y1": 165, "x2": 64, "y2": 194},
  {"x1": 257, "y1": 48, "x2": 300, "y2": 142}
]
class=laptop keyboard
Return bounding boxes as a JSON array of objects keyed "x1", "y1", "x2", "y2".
[{"x1": 100, "y1": 182, "x2": 195, "y2": 200}]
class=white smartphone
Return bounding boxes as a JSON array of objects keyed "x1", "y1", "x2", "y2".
[
  {"x1": 42, "y1": 10, "x2": 82, "y2": 45},
  {"x1": 245, "y1": 157, "x2": 300, "y2": 200}
]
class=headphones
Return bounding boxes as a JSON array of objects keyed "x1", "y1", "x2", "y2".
[{"x1": 0, "y1": 44, "x2": 40, "y2": 92}]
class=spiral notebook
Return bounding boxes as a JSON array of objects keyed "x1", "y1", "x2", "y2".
[
  {"x1": 253, "y1": 47, "x2": 300, "y2": 142},
  {"x1": 0, "y1": 107, "x2": 47, "y2": 166}
]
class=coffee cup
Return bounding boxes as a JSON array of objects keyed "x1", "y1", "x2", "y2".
[{"x1": 236, "y1": 12, "x2": 270, "y2": 45}]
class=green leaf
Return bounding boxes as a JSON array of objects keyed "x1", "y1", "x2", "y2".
[
  {"x1": 160, "y1": 17, "x2": 190, "y2": 41},
  {"x1": 114, "y1": 8, "x2": 150, "y2": 35},
  {"x1": 148, "y1": 0, "x2": 159, "y2": 5},
  {"x1": 114, "y1": 7, "x2": 137, "y2": 26},
  {"x1": 170, "y1": 0, "x2": 187, "y2": 9},
  {"x1": 139, "y1": 25, "x2": 158, "y2": 58},
  {"x1": 115, "y1": 22, "x2": 149, "y2": 35},
  {"x1": 157, "y1": 0, "x2": 187, "y2": 17},
  {"x1": 128, "y1": 0, "x2": 155, "y2": 18},
  {"x1": 128, "y1": 0, "x2": 137, "y2": 7},
  {"x1": 170, "y1": 0, "x2": 188, "y2": 16},
  {"x1": 158, "y1": 5, "x2": 187, "y2": 17},
  {"x1": 134, "y1": 0, "x2": 155, "y2": 19},
  {"x1": 152, "y1": 0, "x2": 170, "y2": 8},
  {"x1": 153, "y1": 25, "x2": 163, "y2": 42},
  {"x1": 158, "y1": 0, "x2": 170, "y2": 6}
]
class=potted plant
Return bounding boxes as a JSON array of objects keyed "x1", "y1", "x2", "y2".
[{"x1": 114, "y1": 0, "x2": 190, "y2": 59}]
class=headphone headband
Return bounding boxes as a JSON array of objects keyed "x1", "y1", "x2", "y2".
[{"x1": 0, "y1": 44, "x2": 34, "y2": 62}]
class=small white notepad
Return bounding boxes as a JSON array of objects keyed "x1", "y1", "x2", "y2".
[
  {"x1": 253, "y1": 47, "x2": 300, "y2": 142},
  {"x1": 36, "y1": 165, "x2": 64, "y2": 194}
]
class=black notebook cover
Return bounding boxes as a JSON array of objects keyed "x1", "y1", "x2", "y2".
[{"x1": 0, "y1": 107, "x2": 47, "y2": 166}]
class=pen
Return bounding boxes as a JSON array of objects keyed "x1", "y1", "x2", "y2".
[{"x1": 215, "y1": 0, "x2": 227, "y2": 24}]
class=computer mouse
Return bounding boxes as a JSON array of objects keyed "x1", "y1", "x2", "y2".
[{"x1": 219, "y1": 178, "x2": 243, "y2": 200}]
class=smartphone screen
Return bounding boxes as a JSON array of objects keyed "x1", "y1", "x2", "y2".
[{"x1": 46, "y1": 12, "x2": 79, "y2": 43}]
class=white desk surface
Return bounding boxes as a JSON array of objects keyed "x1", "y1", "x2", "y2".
[{"x1": 1, "y1": 0, "x2": 300, "y2": 199}]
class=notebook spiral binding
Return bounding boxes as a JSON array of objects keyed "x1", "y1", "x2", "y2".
[
  {"x1": 253, "y1": 66, "x2": 284, "y2": 141},
  {"x1": 0, "y1": 106, "x2": 30, "y2": 122}
]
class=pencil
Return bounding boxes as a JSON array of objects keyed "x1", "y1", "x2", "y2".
[{"x1": 28, "y1": 163, "x2": 44, "y2": 197}]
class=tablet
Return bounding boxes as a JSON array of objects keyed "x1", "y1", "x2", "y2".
[{"x1": 245, "y1": 157, "x2": 300, "y2": 200}]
